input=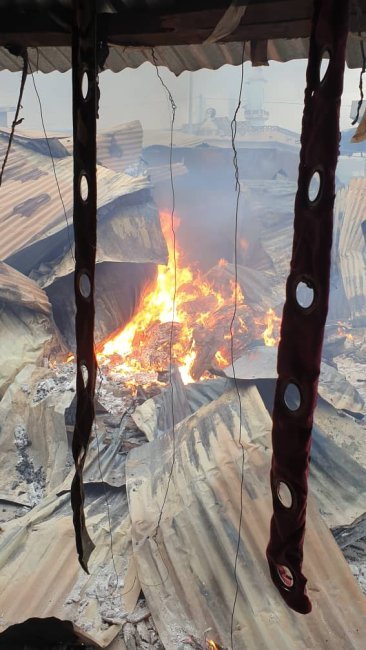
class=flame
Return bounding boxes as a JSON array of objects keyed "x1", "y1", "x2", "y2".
[
  {"x1": 206, "y1": 641, "x2": 220, "y2": 650},
  {"x1": 262, "y1": 307, "x2": 281, "y2": 347},
  {"x1": 97, "y1": 212, "x2": 234, "y2": 383},
  {"x1": 337, "y1": 323, "x2": 354, "y2": 342}
]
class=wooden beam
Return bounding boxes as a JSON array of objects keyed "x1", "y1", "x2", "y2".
[{"x1": 0, "y1": 1, "x2": 365, "y2": 49}]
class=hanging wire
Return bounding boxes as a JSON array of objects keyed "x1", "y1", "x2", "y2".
[
  {"x1": 0, "y1": 48, "x2": 28, "y2": 187},
  {"x1": 150, "y1": 48, "x2": 178, "y2": 539},
  {"x1": 229, "y1": 42, "x2": 246, "y2": 650},
  {"x1": 28, "y1": 59, "x2": 75, "y2": 262}
]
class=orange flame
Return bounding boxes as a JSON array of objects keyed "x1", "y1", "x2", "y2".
[
  {"x1": 97, "y1": 212, "x2": 237, "y2": 383},
  {"x1": 206, "y1": 641, "x2": 220, "y2": 650},
  {"x1": 262, "y1": 307, "x2": 281, "y2": 347},
  {"x1": 337, "y1": 323, "x2": 354, "y2": 342}
]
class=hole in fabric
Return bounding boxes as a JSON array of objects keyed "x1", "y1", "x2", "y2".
[
  {"x1": 295, "y1": 280, "x2": 315, "y2": 309},
  {"x1": 80, "y1": 174, "x2": 89, "y2": 201},
  {"x1": 284, "y1": 383, "x2": 301, "y2": 411},
  {"x1": 320, "y1": 50, "x2": 330, "y2": 83},
  {"x1": 79, "y1": 272, "x2": 91, "y2": 299},
  {"x1": 81, "y1": 71, "x2": 89, "y2": 99},
  {"x1": 80, "y1": 363, "x2": 89, "y2": 388},
  {"x1": 308, "y1": 171, "x2": 321, "y2": 203},
  {"x1": 277, "y1": 565, "x2": 294, "y2": 589},
  {"x1": 277, "y1": 481, "x2": 293, "y2": 509}
]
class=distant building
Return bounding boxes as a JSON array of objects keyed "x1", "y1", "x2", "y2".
[{"x1": 0, "y1": 106, "x2": 15, "y2": 127}]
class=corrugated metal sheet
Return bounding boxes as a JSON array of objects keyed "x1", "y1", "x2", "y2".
[
  {"x1": 0, "y1": 142, "x2": 152, "y2": 262},
  {"x1": 143, "y1": 126, "x2": 300, "y2": 150},
  {"x1": 0, "y1": 363, "x2": 137, "y2": 647},
  {"x1": 0, "y1": 483, "x2": 133, "y2": 648},
  {"x1": 131, "y1": 365, "x2": 366, "y2": 529},
  {"x1": 126, "y1": 385, "x2": 366, "y2": 649},
  {"x1": 97, "y1": 121, "x2": 143, "y2": 172},
  {"x1": 333, "y1": 178, "x2": 366, "y2": 320},
  {"x1": 33, "y1": 201, "x2": 167, "y2": 288},
  {"x1": 0, "y1": 261, "x2": 51, "y2": 314},
  {"x1": 0, "y1": 33, "x2": 365, "y2": 76}
]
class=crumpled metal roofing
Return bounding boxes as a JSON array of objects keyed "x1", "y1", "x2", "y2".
[
  {"x1": 0, "y1": 364, "x2": 136, "y2": 648},
  {"x1": 0, "y1": 136, "x2": 152, "y2": 263},
  {"x1": 131, "y1": 364, "x2": 366, "y2": 529},
  {"x1": 126, "y1": 385, "x2": 366, "y2": 649},
  {"x1": 0, "y1": 261, "x2": 51, "y2": 314},
  {"x1": 221, "y1": 345, "x2": 366, "y2": 414},
  {"x1": 96, "y1": 121, "x2": 143, "y2": 172}
]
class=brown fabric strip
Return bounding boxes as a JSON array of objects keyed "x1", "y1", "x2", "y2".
[
  {"x1": 266, "y1": 0, "x2": 349, "y2": 614},
  {"x1": 71, "y1": 0, "x2": 97, "y2": 573}
]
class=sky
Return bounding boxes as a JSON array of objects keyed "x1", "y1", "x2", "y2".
[{"x1": 0, "y1": 58, "x2": 362, "y2": 136}]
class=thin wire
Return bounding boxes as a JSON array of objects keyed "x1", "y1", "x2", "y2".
[
  {"x1": 28, "y1": 59, "x2": 75, "y2": 262},
  {"x1": 150, "y1": 48, "x2": 178, "y2": 539},
  {"x1": 0, "y1": 49, "x2": 28, "y2": 187},
  {"x1": 229, "y1": 42, "x2": 245, "y2": 650}
]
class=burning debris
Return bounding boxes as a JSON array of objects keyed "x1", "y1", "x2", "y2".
[
  {"x1": 0, "y1": 116, "x2": 366, "y2": 647},
  {"x1": 97, "y1": 212, "x2": 281, "y2": 387}
]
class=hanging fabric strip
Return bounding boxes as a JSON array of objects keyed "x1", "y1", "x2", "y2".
[
  {"x1": 266, "y1": 0, "x2": 349, "y2": 614},
  {"x1": 71, "y1": 0, "x2": 98, "y2": 573}
]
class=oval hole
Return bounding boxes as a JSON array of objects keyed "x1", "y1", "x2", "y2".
[
  {"x1": 80, "y1": 363, "x2": 89, "y2": 388},
  {"x1": 79, "y1": 272, "x2": 91, "y2": 299},
  {"x1": 80, "y1": 174, "x2": 89, "y2": 201},
  {"x1": 284, "y1": 382, "x2": 301, "y2": 411},
  {"x1": 277, "y1": 481, "x2": 293, "y2": 509},
  {"x1": 81, "y1": 71, "x2": 89, "y2": 99},
  {"x1": 308, "y1": 171, "x2": 321, "y2": 203},
  {"x1": 320, "y1": 51, "x2": 330, "y2": 83},
  {"x1": 296, "y1": 281, "x2": 315, "y2": 309},
  {"x1": 277, "y1": 565, "x2": 294, "y2": 589}
]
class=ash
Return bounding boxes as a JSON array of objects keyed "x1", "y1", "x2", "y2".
[{"x1": 14, "y1": 423, "x2": 45, "y2": 506}]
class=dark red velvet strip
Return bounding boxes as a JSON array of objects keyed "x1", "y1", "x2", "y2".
[
  {"x1": 71, "y1": 0, "x2": 98, "y2": 573},
  {"x1": 266, "y1": 0, "x2": 349, "y2": 614}
]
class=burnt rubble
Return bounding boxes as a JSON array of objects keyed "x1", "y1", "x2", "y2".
[{"x1": 0, "y1": 121, "x2": 366, "y2": 648}]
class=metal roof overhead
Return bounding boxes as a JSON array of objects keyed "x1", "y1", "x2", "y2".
[{"x1": 0, "y1": 1, "x2": 366, "y2": 73}]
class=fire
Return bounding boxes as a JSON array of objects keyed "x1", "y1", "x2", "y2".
[
  {"x1": 206, "y1": 641, "x2": 219, "y2": 649},
  {"x1": 337, "y1": 323, "x2": 354, "y2": 342},
  {"x1": 97, "y1": 212, "x2": 233, "y2": 383},
  {"x1": 97, "y1": 212, "x2": 282, "y2": 384},
  {"x1": 262, "y1": 307, "x2": 281, "y2": 347}
]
